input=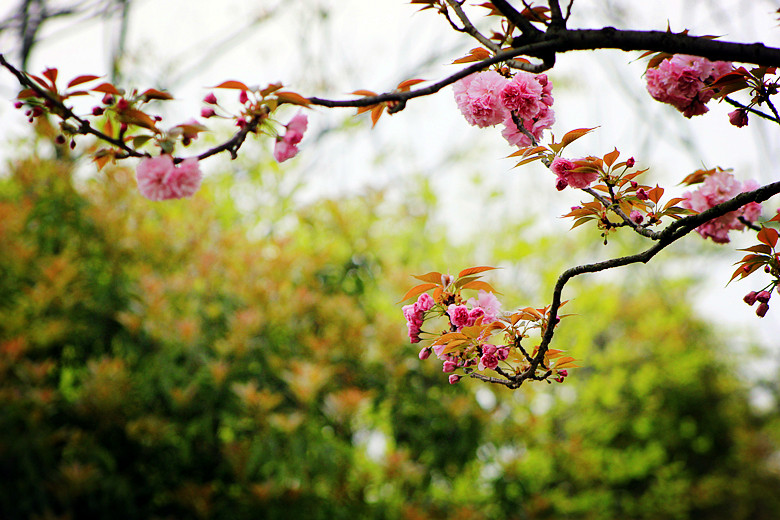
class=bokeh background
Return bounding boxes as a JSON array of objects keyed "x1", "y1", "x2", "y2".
[{"x1": 1, "y1": 1, "x2": 780, "y2": 519}]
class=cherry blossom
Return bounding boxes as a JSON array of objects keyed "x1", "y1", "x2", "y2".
[{"x1": 136, "y1": 155, "x2": 202, "y2": 201}]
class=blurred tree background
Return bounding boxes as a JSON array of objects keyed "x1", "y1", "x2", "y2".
[
  {"x1": 2, "y1": 1, "x2": 780, "y2": 519},
  {"x1": 1, "y1": 132, "x2": 780, "y2": 519}
]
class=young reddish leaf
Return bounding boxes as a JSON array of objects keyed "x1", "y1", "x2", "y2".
[
  {"x1": 757, "y1": 226, "x2": 780, "y2": 248},
  {"x1": 454, "y1": 275, "x2": 480, "y2": 288},
  {"x1": 452, "y1": 47, "x2": 491, "y2": 64},
  {"x1": 117, "y1": 108, "x2": 158, "y2": 131},
  {"x1": 276, "y1": 91, "x2": 311, "y2": 106},
  {"x1": 520, "y1": 6, "x2": 551, "y2": 22},
  {"x1": 28, "y1": 73, "x2": 50, "y2": 89},
  {"x1": 141, "y1": 88, "x2": 174, "y2": 101},
  {"x1": 370, "y1": 105, "x2": 385, "y2": 127},
  {"x1": 350, "y1": 89, "x2": 378, "y2": 97},
  {"x1": 259, "y1": 82, "x2": 284, "y2": 97},
  {"x1": 398, "y1": 283, "x2": 438, "y2": 303},
  {"x1": 680, "y1": 167, "x2": 716, "y2": 185},
  {"x1": 559, "y1": 127, "x2": 597, "y2": 149},
  {"x1": 67, "y1": 75, "x2": 101, "y2": 88},
  {"x1": 647, "y1": 185, "x2": 664, "y2": 204},
  {"x1": 603, "y1": 148, "x2": 620, "y2": 167},
  {"x1": 508, "y1": 145, "x2": 547, "y2": 158},
  {"x1": 92, "y1": 82, "x2": 122, "y2": 95},
  {"x1": 92, "y1": 149, "x2": 115, "y2": 171},
  {"x1": 432, "y1": 332, "x2": 468, "y2": 345},
  {"x1": 729, "y1": 260, "x2": 762, "y2": 283},
  {"x1": 514, "y1": 155, "x2": 546, "y2": 167},
  {"x1": 769, "y1": 213, "x2": 780, "y2": 224},
  {"x1": 739, "y1": 244, "x2": 772, "y2": 255},
  {"x1": 213, "y1": 80, "x2": 250, "y2": 90},
  {"x1": 662, "y1": 197, "x2": 686, "y2": 211},
  {"x1": 458, "y1": 266, "x2": 497, "y2": 278},
  {"x1": 396, "y1": 79, "x2": 425, "y2": 91},
  {"x1": 413, "y1": 271, "x2": 444, "y2": 284},
  {"x1": 42, "y1": 67, "x2": 58, "y2": 85},
  {"x1": 438, "y1": 340, "x2": 468, "y2": 356},
  {"x1": 460, "y1": 280, "x2": 498, "y2": 293},
  {"x1": 571, "y1": 216, "x2": 596, "y2": 229},
  {"x1": 16, "y1": 88, "x2": 38, "y2": 99}
]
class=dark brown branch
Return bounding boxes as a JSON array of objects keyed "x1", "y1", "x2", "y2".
[
  {"x1": 1, "y1": 52, "x2": 265, "y2": 164},
  {"x1": 534, "y1": 180, "x2": 780, "y2": 377},
  {"x1": 308, "y1": 28, "x2": 780, "y2": 114},
  {"x1": 492, "y1": 0, "x2": 544, "y2": 40},
  {"x1": 723, "y1": 96, "x2": 780, "y2": 124}
]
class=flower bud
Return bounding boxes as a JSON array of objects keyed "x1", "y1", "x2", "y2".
[
  {"x1": 442, "y1": 361, "x2": 457, "y2": 373},
  {"x1": 743, "y1": 291, "x2": 758, "y2": 306},
  {"x1": 55, "y1": 135, "x2": 66, "y2": 145},
  {"x1": 201, "y1": 107, "x2": 216, "y2": 118},
  {"x1": 14, "y1": 101, "x2": 23, "y2": 109},
  {"x1": 756, "y1": 290, "x2": 771, "y2": 303},
  {"x1": 636, "y1": 188, "x2": 649, "y2": 201},
  {"x1": 756, "y1": 302, "x2": 769, "y2": 318},
  {"x1": 102, "y1": 93, "x2": 114, "y2": 105},
  {"x1": 558, "y1": 369, "x2": 568, "y2": 377},
  {"x1": 239, "y1": 90, "x2": 249, "y2": 104},
  {"x1": 630, "y1": 210, "x2": 644, "y2": 224},
  {"x1": 203, "y1": 92, "x2": 218, "y2": 104},
  {"x1": 448, "y1": 374, "x2": 461, "y2": 384},
  {"x1": 418, "y1": 347, "x2": 430, "y2": 361},
  {"x1": 92, "y1": 106, "x2": 104, "y2": 116},
  {"x1": 626, "y1": 157, "x2": 635, "y2": 168},
  {"x1": 728, "y1": 109, "x2": 748, "y2": 128},
  {"x1": 116, "y1": 98, "x2": 129, "y2": 110},
  {"x1": 555, "y1": 177, "x2": 568, "y2": 191}
]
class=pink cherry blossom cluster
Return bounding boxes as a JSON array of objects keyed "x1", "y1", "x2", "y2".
[
  {"x1": 136, "y1": 155, "x2": 202, "y2": 201},
  {"x1": 403, "y1": 293, "x2": 435, "y2": 343},
  {"x1": 645, "y1": 54, "x2": 732, "y2": 118},
  {"x1": 681, "y1": 169, "x2": 762, "y2": 243},
  {"x1": 274, "y1": 111, "x2": 308, "y2": 162},
  {"x1": 453, "y1": 70, "x2": 554, "y2": 147},
  {"x1": 446, "y1": 290, "x2": 502, "y2": 330},
  {"x1": 550, "y1": 157, "x2": 599, "y2": 191}
]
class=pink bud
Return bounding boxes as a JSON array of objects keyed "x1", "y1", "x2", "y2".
[
  {"x1": 756, "y1": 290, "x2": 771, "y2": 303},
  {"x1": 626, "y1": 157, "x2": 635, "y2": 168},
  {"x1": 756, "y1": 302, "x2": 769, "y2": 318},
  {"x1": 116, "y1": 98, "x2": 128, "y2": 110},
  {"x1": 630, "y1": 210, "x2": 644, "y2": 224},
  {"x1": 558, "y1": 369, "x2": 568, "y2": 377},
  {"x1": 448, "y1": 374, "x2": 461, "y2": 384},
  {"x1": 728, "y1": 109, "x2": 748, "y2": 128},
  {"x1": 555, "y1": 177, "x2": 568, "y2": 191},
  {"x1": 418, "y1": 348, "x2": 430, "y2": 361},
  {"x1": 744, "y1": 291, "x2": 758, "y2": 306},
  {"x1": 203, "y1": 92, "x2": 218, "y2": 104},
  {"x1": 239, "y1": 90, "x2": 249, "y2": 104},
  {"x1": 92, "y1": 106, "x2": 104, "y2": 116},
  {"x1": 636, "y1": 188, "x2": 649, "y2": 201},
  {"x1": 201, "y1": 107, "x2": 216, "y2": 118},
  {"x1": 14, "y1": 101, "x2": 23, "y2": 109},
  {"x1": 102, "y1": 93, "x2": 114, "y2": 105},
  {"x1": 442, "y1": 361, "x2": 457, "y2": 373},
  {"x1": 55, "y1": 135, "x2": 66, "y2": 145},
  {"x1": 630, "y1": 181, "x2": 638, "y2": 188},
  {"x1": 765, "y1": 265, "x2": 772, "y2": 273}
]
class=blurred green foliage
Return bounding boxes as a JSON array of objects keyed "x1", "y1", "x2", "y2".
[{"x1": 1, "y1": 149, "x2": 779, "y2": 520}]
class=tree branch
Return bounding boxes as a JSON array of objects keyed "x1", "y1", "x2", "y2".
[
  {"x1": 533, "y1": 180, "x2": 780, "y2": 379},
  {"x1": 308, "y1": 28, "x2": 780, "y2": 115}
]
